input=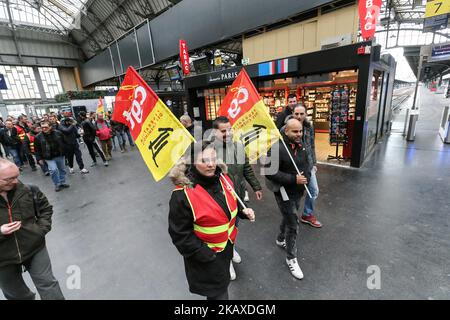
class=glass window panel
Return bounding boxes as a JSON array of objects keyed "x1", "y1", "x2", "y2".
[{"x1": 0, "y1": 65, "x2": 40, "y2": 100}]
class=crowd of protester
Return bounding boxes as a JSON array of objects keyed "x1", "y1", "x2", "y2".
[{"x1": 0, "y1": 111, "x2": 134, "y2": 192}]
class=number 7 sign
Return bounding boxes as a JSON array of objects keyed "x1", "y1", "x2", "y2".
[{"x1": 425, "y1": 0, "x2": 450, "y2": 18}]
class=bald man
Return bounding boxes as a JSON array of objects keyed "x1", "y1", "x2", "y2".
[
  {"x1": 180, "y1": 114, "x2": 194, "y2": 136},
  {"x1": 0, "y1": 159, "x2": 64, "y2": 300},
  {"x1": 264, "y1": 118, "x2": 311, "y2": 280}
]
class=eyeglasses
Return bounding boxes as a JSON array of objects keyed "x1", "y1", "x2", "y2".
[{"x1": 1, "y1": 176, "x2": 19, "y2": 183}]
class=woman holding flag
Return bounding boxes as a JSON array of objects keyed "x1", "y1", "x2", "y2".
[{"x1": 168, "y1": 141, "x2": 255, "y2": 300}]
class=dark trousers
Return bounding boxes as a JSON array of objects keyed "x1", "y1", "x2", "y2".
[
  {"x1": 65, "y1": 143, "x2": 85, "y2": 170},
  {"x1": 35, "y1": 154, "x2": 49, "y2": 174},
  {"x1": 206, "y1": 289, "x2": 229, "y2": 300},
  {"x1": 84, "y1": 139, "x2": 106, "y2": 163},
  {"x1": 274, "y1": 192, "x2": 302, "y2": 260},
  {"x1": 0, "y1": 245, "x2": 64, "y2": 300},
  {"x1": 20, "y1": 143, "x2": 36, "y2": 168}
]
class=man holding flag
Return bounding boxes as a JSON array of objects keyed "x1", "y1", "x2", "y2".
[
  {"x1": 210, "y1": 115, "x2": 263, "y2": 280},
  {"x1": 264, "y1": 118, "x2": 310, "y2": 280},
  {"x1": 217, "y1": 68, "x2": 311, "y2": 280}
]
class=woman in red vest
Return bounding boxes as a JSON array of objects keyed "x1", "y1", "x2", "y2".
[{"x1": 168, "y1": 141, "x2": 255, "y2": 300}]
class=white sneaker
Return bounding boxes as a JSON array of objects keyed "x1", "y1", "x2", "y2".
[
  {"x1": 244, "y1": 190, "x2": 249, "y2": 202},
  {"x1": 80, "y1": 168, "x2": 89, "y2": 174},
  {"x1": 69, "y1": 167, "x2": 74, "y2": 174},
  {"x1": 232, "y1": 248, "x2": 242, "y2": 264},
  {"x1": 229, "y1": 262, "x2": 236, "y2": 281},
  {"x1": 286, "y1": 258, "x2": 304, "y2": 280}
]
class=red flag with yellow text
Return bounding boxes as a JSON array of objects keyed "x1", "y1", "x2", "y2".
[
  {"x1": 217, "y1": 69, "x2": 281, "y2": 162},
  {"x1": 112, "y1": 67, "x2": 195, "y2": 181}
]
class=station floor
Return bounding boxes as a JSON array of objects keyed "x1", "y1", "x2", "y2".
[{"x1": 3, "y1": 86, "x2": 450, "y2": 300}]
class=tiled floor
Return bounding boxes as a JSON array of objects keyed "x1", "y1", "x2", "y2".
[{"x1": 314, "y1": 132, "x2": 350, "y2": 166}]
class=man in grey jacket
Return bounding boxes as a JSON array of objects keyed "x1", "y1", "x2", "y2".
[{"x1": 210, "y1": 116, "x2": 263, "y2": 280}]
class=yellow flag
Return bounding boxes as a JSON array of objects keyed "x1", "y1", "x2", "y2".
[{"x1": 97, "y1": 97, "x2": 105, "y2": 114}]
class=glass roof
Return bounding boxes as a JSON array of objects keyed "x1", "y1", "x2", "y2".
[{"x1": 0, "y1": 0, "x2": 88, "y2": 34}]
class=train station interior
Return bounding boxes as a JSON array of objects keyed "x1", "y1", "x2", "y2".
[{"x1": 0, "y1": 0, "x2": 449, "y2": 301}]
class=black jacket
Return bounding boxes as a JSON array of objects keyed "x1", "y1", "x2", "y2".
[
  {"x1": 58, "y1": 123, "x2": 80, "y2": 145},
  {"x1": 110, "y1": 120, "x2": 125, "y2": 134},
  {"x1": 81, "y1": 119, "x2": 97, "y2": 142},
  {"x1": 264, "y1": 133, "x2": 311, "y2": 196},
  {"x1": 276, "y1": 106, "x2": 294, "y2": 129},
  {"x1": 34, "y1": 130, "x2": 65, "y2": 160},
  {"x1": 0, "y1": 182, "x2": 53, "y2": 267},
  {"x1": 168, "y1": 165, "x2": 247, "y2": 297},
  {"x1": 1, "y1": 127, "x2": 21, "y2": 147}
]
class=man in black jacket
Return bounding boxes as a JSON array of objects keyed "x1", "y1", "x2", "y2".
[
  {"x1": 34, "y1": 121, "x2": 69, "y2": 192},
  {"x1": 58, "y1": 117, "x2": 89, "y2": 174},
  {"x1": 276, "y1": 93, "x2": 298, "y2": 129},
  {"x1": 0, "y1": 159, "x2": 64, "y2": 299},
  {"x1": 264, "y1": 118, "x2": 310, "y2": 280},
  {"x1": 79, "y1": 111, "x2": 108, "y2": 167},
  {"x1": 1, "y1": 120, "x2": 23, "y2": 169}
]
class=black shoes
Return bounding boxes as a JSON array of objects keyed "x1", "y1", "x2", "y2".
[{"x1": 55, "y1": 184, "x2": 70, "y2": 192}]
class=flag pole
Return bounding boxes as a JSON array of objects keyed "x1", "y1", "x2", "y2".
[
  {"x1": 219, "y1": 173, "x2": 248, "y2": 210},
  {"x1": 279, "y1": 138, "x2": 313, "y2": 198}
]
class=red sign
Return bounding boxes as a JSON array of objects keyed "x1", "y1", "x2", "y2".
[
  {"x1": 179, "y1": 39, "x2": 190, "y2": 75},
  {"x1": 359, "y1": 0, "x2": 382, "y2": 40},
  {"x1": 357, "y1": 45, "x2": 371, "y2": 55}
]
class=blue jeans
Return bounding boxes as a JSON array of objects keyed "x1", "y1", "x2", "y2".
[
  {"x1": 124, "y1": 128, "x2": 135, "y2": 146},
  {"x1": 45, "y1": 156, "x2": 66, "y2": 187},
  {"x1": 5, "y1": 146, "x2": 23, "y2": 167},
  {"x1": 303, "y1": 169, "x2": 319, "y2": 216},
  {"x1": 35, "y1": 154, "x2": 49, "y2": 174},
  {"x1": 116, "y1": 131, "x2": 126, "y2": 148}
]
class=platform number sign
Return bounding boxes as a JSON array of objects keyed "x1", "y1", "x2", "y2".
[{"x1": 425, "y1": 0, "x2": 450, "y2": 18}]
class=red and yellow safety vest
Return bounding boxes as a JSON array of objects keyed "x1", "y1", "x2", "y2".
[
  {"x1": 27, "y1": 133, "x2": 35, "y2": 153},
  {"x1": 174, "y1": 174, "x2": 238, "y2": 252},
  {"x1": 15, "y1": 125, "x2": 26, "y2": 142}
]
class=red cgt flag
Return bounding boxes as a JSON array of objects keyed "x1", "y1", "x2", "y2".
[
  {"x1": 217, "y1": 69, "x2": 280, "y2": 162},
  {"x1": 112, "y1": 66, "x2": 194, "y2": 181},
  {"x1": 112, "y1": 67, "x2": 158, "y2": 138}
]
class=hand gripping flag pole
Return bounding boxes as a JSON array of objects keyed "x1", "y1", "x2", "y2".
[
  {"x1": 279, "y1": 138, "x2": 313, "y2": 199},
  {"x1": 219, "y1": 173, "x2": 247, "y2": 210}
]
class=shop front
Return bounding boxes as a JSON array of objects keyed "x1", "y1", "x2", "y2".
[{"x1": 185, "y1": 41, "x2": 396, "y2": 168}]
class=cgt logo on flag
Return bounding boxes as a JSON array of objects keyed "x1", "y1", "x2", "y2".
[
  {"x1": 112, "y1": 67, "x2": 195, "y2": 181},
  {"x1": 218, "y1": 69, "x2": 281, "y2": 162}
]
